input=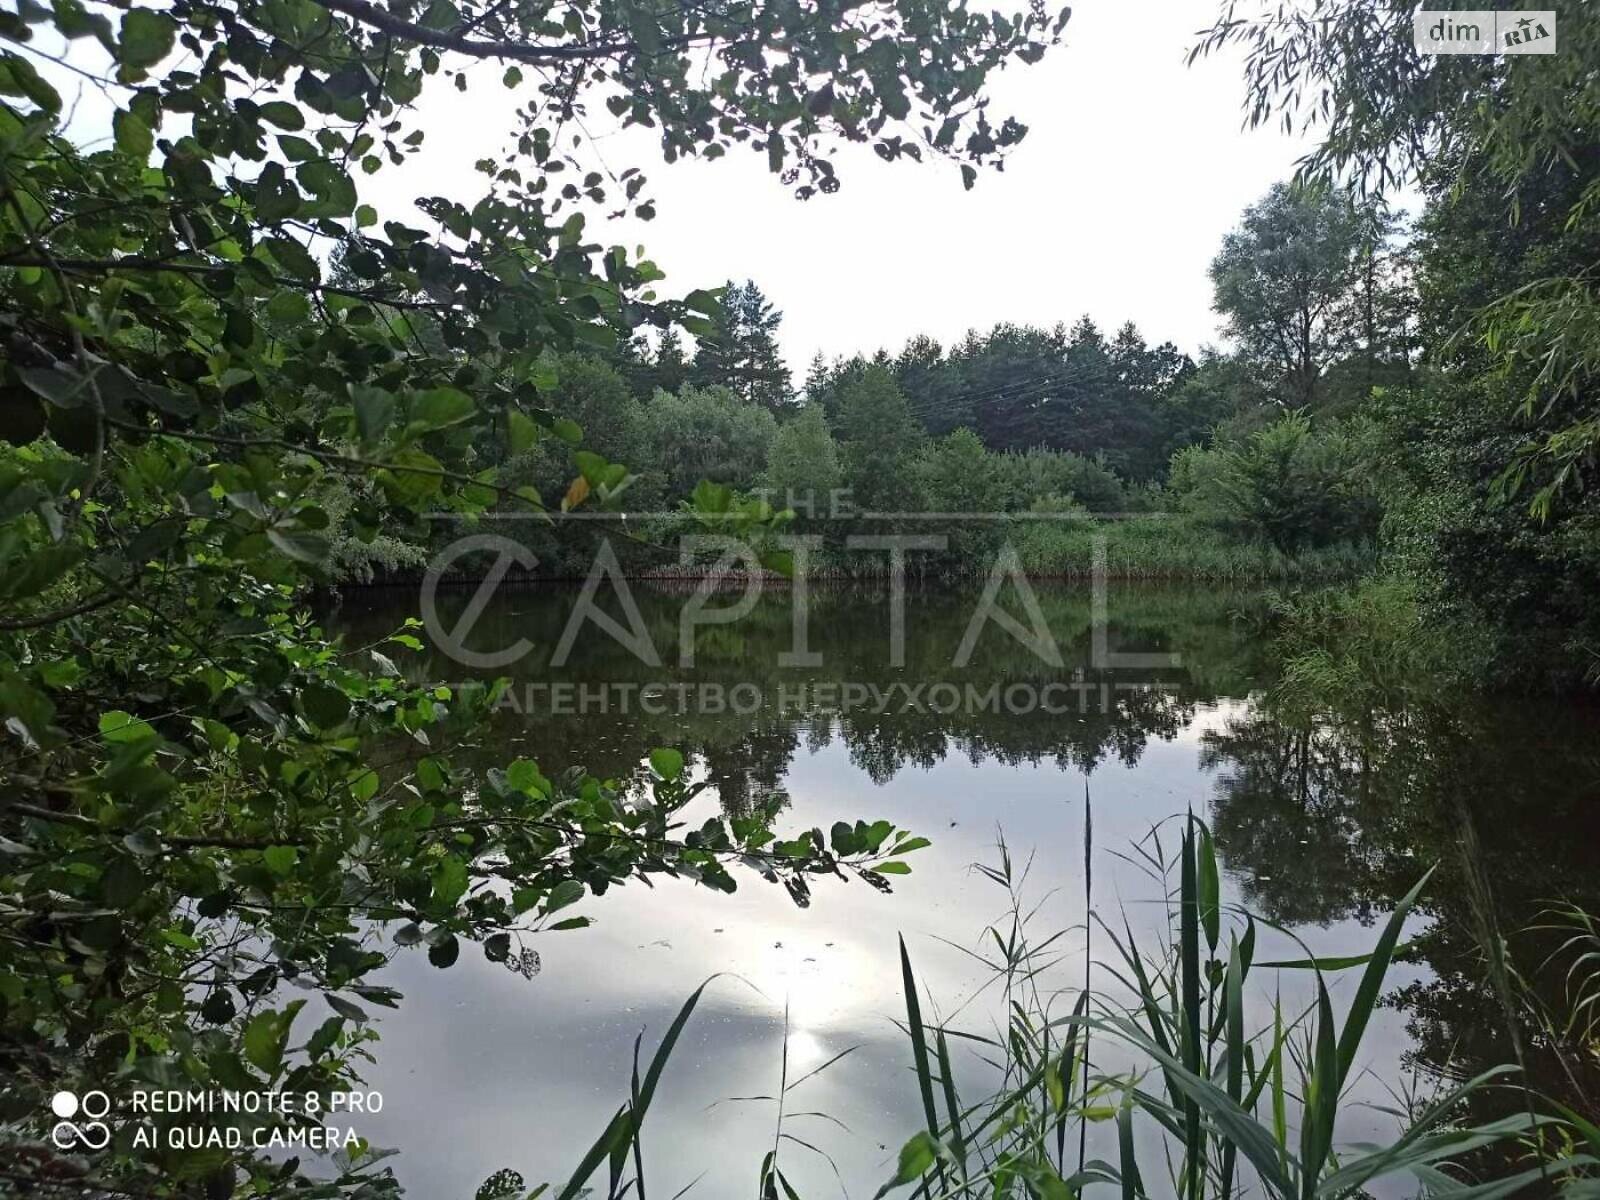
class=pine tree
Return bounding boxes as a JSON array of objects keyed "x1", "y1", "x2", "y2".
[
  {"x1": 803, "y1": 352, "x2": 832, "y2": 403},
  {"x1": 652, "y1": 328, "x2": 690, "y2": 395},
  {"x1": 690, "y1": 280, "x2": 793, "y2": 410}
]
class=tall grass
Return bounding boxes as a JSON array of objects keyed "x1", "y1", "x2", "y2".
[
  {"x1": 874, "y1": 822, "x2": 1581, "y2": 1200},
  {"x1": 1260, "y1": 578, "x2": 1492, "y2": 717},
  {"x1": 1008, "y1": 518, "x2": 1374, "y2": 583},
  {"x1": 512, "y1": 820, "x2": 1594, "y2": 1199}
]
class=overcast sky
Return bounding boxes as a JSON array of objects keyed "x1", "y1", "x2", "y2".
[{"x1": 370, "y1": 0, "x2": 1317, "y2": 376}]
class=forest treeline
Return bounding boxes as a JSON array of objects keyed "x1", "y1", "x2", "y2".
[{"x1": 334, "y1": 182, "x2": 1409, "y2": 586}]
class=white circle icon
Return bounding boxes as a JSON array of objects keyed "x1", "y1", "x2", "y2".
[
  {"x1": 81, "y1": 1091, "x2": 111, "y2": 1118},
  {"x1": 51, "y1": 1091, "x2": 78, "y2": 1118}
]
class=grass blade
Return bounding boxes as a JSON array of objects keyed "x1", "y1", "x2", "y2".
[
  {"x1": 1180, "y1": 816, "x2": 1204, "y2": 1200},
  {"x1": 1335, "y1": 868, "x2": 1433, "y2": 1088},
  {"x1": 899, "y1": 935, "x2": 948, "y2": 1192}
]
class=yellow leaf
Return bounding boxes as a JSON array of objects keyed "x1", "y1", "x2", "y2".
[{"x1": 562, "y1": 475, "x2": 591, "y2": 512}]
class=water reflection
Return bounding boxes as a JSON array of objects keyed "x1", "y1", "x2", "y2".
[
  {"x1": 328, "y1": 582, "x2": 1600, "y2": 1196},
  {"x1": 1205, "y1": 690, "x2": 1600, "y2": 1164}
]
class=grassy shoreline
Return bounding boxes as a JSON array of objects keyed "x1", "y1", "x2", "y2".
[{"x1": 335, "y1": 517, "x2": 1375, "y2": 588}]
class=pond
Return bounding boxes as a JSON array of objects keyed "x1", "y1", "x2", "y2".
[{"x1": 326, "y1": 580, "x2": 1600, "y2": 1198}]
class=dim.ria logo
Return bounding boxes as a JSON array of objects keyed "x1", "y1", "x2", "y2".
[
  {"x1": 1412, "y1": 9, "x2": 1555, "y2": 55},
  {"x1": 50, "y1": 1089, "x2": 111, "y2": 1150}
]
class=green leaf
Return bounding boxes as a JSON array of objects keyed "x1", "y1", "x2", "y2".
[
  {"x1": 507, "y1": 409, "x2": 539, "y2": 455},
  {"x1": 556, "y1": 978, "x2": 714, "y2": 1200},
  {"x1": 254, "y1": 162, "x2": 300, "y2": 223},
  {"x1": 759, "y1": 549, "x2": 794, "y2": 577},
  {"x1": 427, "y1": 933, "x2": 460, "y2": 968},
  {"x1": 1117, "y1": 1091, "x2": 1142, "y2": 1200},
  {"x1": 574, "y1": 450, "x2": 609, "y2": 486},
  {"x1": 119, "y1": 9, "x2": 176, "y2": 69},
  {"x1": 160, "y1": 928, "x2": 201, "y2": 951},
  {"x1": 258, "y1": 101, "x2": 304, "y2": 130},
  {"x1": 296, "y1": 158, "x2": 356, "y2": 215},
  {"x1": 874, "y1": 1131, "x2": 938, "y2": 1198},
  {"x1": 648, "y1": 747, "x2": 684, "y2": 779},
  {"x1": 431, "y1": 855, "x2": 470, "y2": 907},
  {"x1": 37, "y1": 658, "x2": 83, "y2": 688},
  {"x1": 0, "y1": 52, "x2": 63, "y2": 113},
  {"x1": 1, "y1": 543, "x2": 84, "y2": 601},
  {"x1": 377, "y1": 447, "x2": 444, "y2": 506},
  {"x1": 307, "y1": 1017, "x2": 344, "y2": 1060},
  {"x1": 412, "y1": 386, "x2": 475, "y2": 431},
  {"x1": 112, "y1": 109, "x2": 152, "y2": 161},
  {"x1": 1198, "y1": 823, "x2": 1220, "y2": 953},
  {"x1": 1335, "y1": 868, "x2": 1434, "y2": 1087},
  {"x1": 1180, "y1": 818, "x2": 1203, "y2": 1195},
  {"x1": 19, "y1": 364, "x2": 95, "y2": 409},
  {"x1": 263, "y1": 236, "x2": 319, "y2": 281},
  {"x1": 100, "y1": 709, "x2": 156, "y2": 744},
  {"x1": 326, "y1": 994, "x2": 369, "y2": 1023},
  {"x1": 101, "y1": 858, "x2": 146, "y2": 906},
  {"x1": 898, "y1": 936, "x2": 946, "y2": 1191},
  {"x1": 122, "y1": 830, "x2": 160, "y2": 857},
  {"x1": 506, "y1": 758, "x2": 549, "y2": 797},
  {"x1": 544, "y1": 879, "x2": 583, "y2": 914},
  {"x1": 301, "y1": 682, "x2": 351, "y2": 728},
  {"x1": 691, "y1": 479, "x2": 732, "y2": 515},
  {"x1": 201, "y1": 989, "x2": 237, "y2": 1025},
  {"x1": 1258, "y1": 944, "x2": 1415, "y2": 971},
  {"x1": 267, "y1": 528, "x2": 329, "y2": 565},
  {"x1": 262, "y1": 845, "x2": 298, "y2": 876},
  {"x1": 265, "y1": 290, "x2": 311, "y2": 324},
  {"x1": 352, "y1": 385, "x2": 396, "y2": 448},
  {"x1": 242, "y1": 1007, "x2": 294, "y2": 1074}
]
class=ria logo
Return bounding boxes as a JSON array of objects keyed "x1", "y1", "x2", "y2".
[
  {"x1": 1499, "y1": 13, "x2": 1553, "y2": 51},
  {"x1": 50, "y1": 1089, "x2": 112, "y2": 1150}
]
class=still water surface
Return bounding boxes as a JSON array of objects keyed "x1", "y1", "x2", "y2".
[{"x1": 328, "y1": 583, "x2": 1600, "y2": 1198}]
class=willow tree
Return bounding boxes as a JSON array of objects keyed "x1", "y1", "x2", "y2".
[{"x1": 1193, "y1": 0, "x2": 1599, "y2": 515}]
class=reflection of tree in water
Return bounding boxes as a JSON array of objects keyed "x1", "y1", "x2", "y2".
[
  {"x1": 701, "y1": 719, "x2": 799, "y2": 822},
  {"x1": 332, "y1": 581, "x2": 1270, "y2": 801},
  {"x1": 838, "y1": 715, "x2": 948, "y2": 783},
  {"x1": 1202, "y1": 711, "x2": 1393, "y2": 926},
  {"x1": 1202, "y1": 690, "x2": 1600, "y2": 1136}
]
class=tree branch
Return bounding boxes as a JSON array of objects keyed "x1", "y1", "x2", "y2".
[
  {"x1": 6, "y1": 799, "x2": 307, "y2": 850},
  {"x1": 0, "y1": 253, "x2": 451, "y2": 313},
  {"x1": 309, "y1": 0, "x2": 705, "y2": 63},
  {"x1": 0, "y1": 591, "x2": 116, "y2": 631}
]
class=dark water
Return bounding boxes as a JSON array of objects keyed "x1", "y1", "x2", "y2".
[{"x1": 325, "y1": 581, "x2": 1600, "y2": 1198}]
